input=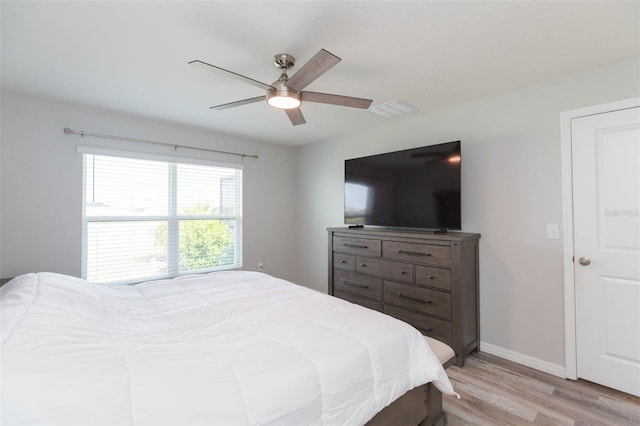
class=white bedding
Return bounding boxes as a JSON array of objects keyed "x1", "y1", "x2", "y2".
[{"x1": 1, "y1": 271, "x2": 455, "y2": 425}]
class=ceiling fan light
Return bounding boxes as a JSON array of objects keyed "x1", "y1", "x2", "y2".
[
  {"x1": 266, "y1": 80, "x2": 301, "y2": 110},
  {"x1": 267, "y1": 95, "x2": 301, "y2": 109}
]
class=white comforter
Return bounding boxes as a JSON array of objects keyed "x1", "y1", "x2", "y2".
[{"x1": 1, "y1": 271, "x2": 455, "y2": 425}]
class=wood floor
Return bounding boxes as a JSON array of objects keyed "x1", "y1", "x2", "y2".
[{"x1": 442, "y1": 352, "x2": 640, "y2": 425}]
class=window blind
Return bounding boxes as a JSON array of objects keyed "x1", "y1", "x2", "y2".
[{"x1": 81, "y1": 148, "x2": 242, "y2": 284}]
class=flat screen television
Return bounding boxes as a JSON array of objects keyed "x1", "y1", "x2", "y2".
[{"x1": 344, "y1": 141, "x2": 461, "y2": 231}]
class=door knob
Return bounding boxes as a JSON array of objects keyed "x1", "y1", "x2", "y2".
[{"x1": 578, "y1": 256, "x2": 591, "y2": 266}]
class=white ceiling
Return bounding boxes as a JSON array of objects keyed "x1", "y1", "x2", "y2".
[{"x1": 2, "y1": 1, "x2": 638, "y2": 146}]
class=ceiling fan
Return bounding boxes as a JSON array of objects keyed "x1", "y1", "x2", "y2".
[{"x1": 188, "y1": 49, "x2": 373, "y2": 126}]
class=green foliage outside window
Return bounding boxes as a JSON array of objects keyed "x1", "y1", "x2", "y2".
[
  {"x1": 179, "y1": 219, "x2": 232, "y2": 270},
  {"x1": 155, "y1": 204, "x2": 232, "y2": 271}
]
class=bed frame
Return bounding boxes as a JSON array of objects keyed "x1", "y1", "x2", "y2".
[
  {"x1": 365, "y1": 383, "x2": 446, "y2": 426},
  {"x1": 366, "y1": 338, "x2": 455, "y2": 426}
]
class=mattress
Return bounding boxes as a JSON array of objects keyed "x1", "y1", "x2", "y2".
[{"x1": 1, "y1": 271, "x2": 456, "y2": 425}]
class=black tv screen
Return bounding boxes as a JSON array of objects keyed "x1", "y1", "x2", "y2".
[{"x1": 344, "y1": 141, "x2": 461, "y2": 230}]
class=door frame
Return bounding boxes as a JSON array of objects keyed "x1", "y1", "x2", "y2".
[{"x1": 560, "y1": 97, "x2": 640, "y2": 380}]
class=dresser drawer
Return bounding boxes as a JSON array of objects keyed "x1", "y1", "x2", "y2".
[
  {"x1": 333, "y1": 253, "x2": 355, "y2": 271},
  {"x1": 356, "y1": 257, "x2": 413, "y2": 282},
  {"x1": 384, "y1": 281, "x2": 451, "y2": 321},
  {"x1": 415, "y1": 265, "x2": 452, "y2": 291},
  {"x1": 333, "y1": 290, "x2": 382, "y2": 312},
  {"x1": 333, "y1": 270, "x2": 382, "y2": 299},
  {"x1": 333, "y1": 236, "x2": 381, "y2": 257},
  {"x1": 383, "y1": 240, "x2": 451, "y2": 266},
  {"x1": 384, "y1": 305, "x2": 452, "y2": 345}
]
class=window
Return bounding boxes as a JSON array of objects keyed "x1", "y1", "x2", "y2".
[{"x1": 81, "y1": 149, "x2": 242, "y2": 284}]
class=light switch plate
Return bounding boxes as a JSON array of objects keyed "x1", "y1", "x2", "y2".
[{"x1": 546, "y1": 224, "x2": 560, "y2": 240}]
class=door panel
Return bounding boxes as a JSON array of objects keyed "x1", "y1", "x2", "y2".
[
  {"x1": 602, "y1": 277, "x2": 640, "y2": 362},
  {"x1": 572, "y1": 106, "x2": 640, "y2": 397},
  {"x1": 597, "y1": 125, "x2": 640, "y2": 249}
]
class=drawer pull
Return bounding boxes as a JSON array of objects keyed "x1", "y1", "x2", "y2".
[
  {"x1": 341, "y1": 279, "x2": 368, "y2": 289},
  {"x1": 400, "y1": 270, "x2": 407, "y2": 275},
  {"x1": 418, "y1": 327, "x2": 434, "y2": 333},
  {"x1": 397, "y1": 292, "x2": 431, "y2": 304},
  {"x1": 360, "y1": 263, "x2": 367, "y2": 267},
  {"x1": 345, "y1": 243, "x2": 368, "y2": 249},
  {"x1": 398, "y1": 249, "x2": 427, "y2": 256},
  {"x1": 340, "y1": 260, "x2": 347, "y2": 264}
]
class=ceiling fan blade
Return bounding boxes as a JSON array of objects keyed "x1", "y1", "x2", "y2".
[
  {"x1": 189, "y1": 60, "x2": 275, "y2": 91},
  {"x1": 210, "y1": 96, "x2": 266, "y2": 110},
  {"x1": 302, "y1": 91, "x2": 373, "y2": 109},
  {"x1": 285, "y1": 108, "x2": 306, "y2": 126},
  {"x1": 285, "y1": 49, "x2": 341, "y2": 92}
]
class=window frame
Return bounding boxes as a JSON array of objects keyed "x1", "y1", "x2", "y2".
[{"x1": 79, "y1": 146, "x2": 243, "y2": 284}]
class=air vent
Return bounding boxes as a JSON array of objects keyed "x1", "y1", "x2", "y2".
[{"x1": 369, "y1": 100, "x2": 417, "y2": 118}]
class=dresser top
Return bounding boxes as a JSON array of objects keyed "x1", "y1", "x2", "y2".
[{"x1": 327, "y1": 227, "x2": 480, "y2": 242}]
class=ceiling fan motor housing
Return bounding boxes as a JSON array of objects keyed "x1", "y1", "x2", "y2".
[
  {"x1": 265, "y1": 54, "x2": 301, "y2": 109},
  {"x1": 266, "y1": 71, "x2": 301, "y2": 109}
]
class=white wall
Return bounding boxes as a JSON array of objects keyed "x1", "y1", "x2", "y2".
[
  {"x1": 294, "y1": 58, "x2": 640, "y2": 369},
  {"x1": 0, "y1": 92, "x2": 299, "y2": 283}
]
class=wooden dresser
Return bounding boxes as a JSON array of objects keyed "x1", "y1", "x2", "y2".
[{"x1": 328, "y1": 227, "x2": 480, "y2": 367}]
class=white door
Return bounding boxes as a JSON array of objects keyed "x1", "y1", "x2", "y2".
[{"x1": 572, "y1": 106, "x2": 640, "y2": 396}]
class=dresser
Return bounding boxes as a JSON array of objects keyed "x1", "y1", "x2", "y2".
[{"x1": 328, "y1": 227, "x2": 480, "y2": 367}]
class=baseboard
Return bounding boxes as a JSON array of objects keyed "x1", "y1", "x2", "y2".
[{"x1": 479, "y1": 341, "x2": 566, "y2": 379}]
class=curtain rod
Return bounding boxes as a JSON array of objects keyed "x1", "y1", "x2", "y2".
[{"x1": 63, "y1": 127, "x2": 259, "y2": 159}]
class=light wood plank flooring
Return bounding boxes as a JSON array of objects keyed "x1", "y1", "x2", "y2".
[{"x1": 442, "y1": 352, "x2": 639, "y2": 425}]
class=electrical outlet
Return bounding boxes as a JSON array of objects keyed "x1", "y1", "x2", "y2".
[{"x1": 258, "y1": 261, "x2": 264, "y2": 270}]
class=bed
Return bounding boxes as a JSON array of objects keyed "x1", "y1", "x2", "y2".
[{"x1": 1, "y1": 271, "x2": 456, "y2": 425}]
